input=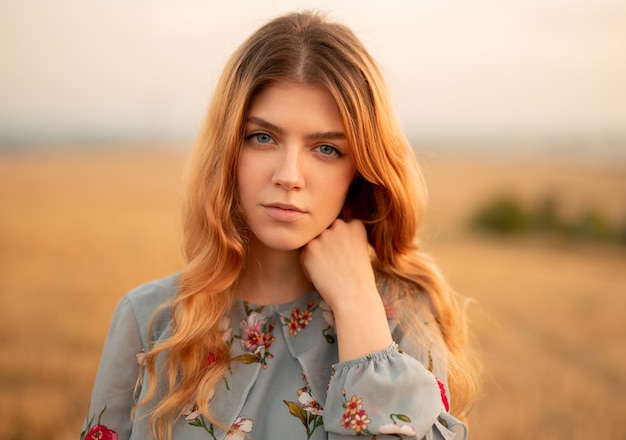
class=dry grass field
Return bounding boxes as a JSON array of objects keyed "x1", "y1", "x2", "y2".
[{"x1": 1, "y1": 147, "x2": 624, "y2": 439}]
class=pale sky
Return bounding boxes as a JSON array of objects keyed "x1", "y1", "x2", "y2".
[{"x1": 1, "y1": 0, "x2": 625, "y2": 147}]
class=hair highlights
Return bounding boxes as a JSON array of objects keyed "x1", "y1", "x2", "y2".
[{"x1": 136, "y1": 11, "x2": 478, "y2": 438}]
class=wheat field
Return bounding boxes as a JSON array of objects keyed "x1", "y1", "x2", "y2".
[{"x1": 1, "y1": 147, "x2": 624, "y2": 439}]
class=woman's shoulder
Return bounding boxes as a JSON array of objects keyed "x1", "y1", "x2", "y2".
[
  {"x1": 125, "y1": 273, "x2": 179, "y2": 308},
  {"x1": 121, "y1": 273, "x2": 179, "y2": 343}
]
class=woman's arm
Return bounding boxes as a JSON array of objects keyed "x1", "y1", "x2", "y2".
[
  {"x1": 81, "y1": 296, "x2": 143, "y2": 440},
  {"x1": 300, "y1": 219, "x2": 393, "y2": 362},
  {"x1": 301, "y1": 219, "x2": 466, "y2": 438}
]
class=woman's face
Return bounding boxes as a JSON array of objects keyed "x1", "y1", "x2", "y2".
[{"x1": 237, "y1": 82, "x2": 356, "y2": 252}]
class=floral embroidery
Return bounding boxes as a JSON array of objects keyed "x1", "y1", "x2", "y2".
[
  {"x1": 283, "y1": 377, "x2": 324, "y2": 439},
  {"x1": 205, "y1": 317, "x2": 231, "y2": 364},
  {"x1": 135, "y1": 350, "x2": 145, "y2": 365},
  {"x1": 242, "y1": 301, "x2": 264, "y2": 316},
  {"x1": 226, "y1": 416, "x2": 254, "y2": 439},
  {"x1": 437, "y1": 378, "x2": 450, "y2": 412},
  {"x1": 181, "y1": 384, "x2": 217, "y2": 435},
  {"x1": 379, "y1": 413, "x2": 416, "y2": 436},
  {"x1": 219, "y1": 315, "x2": 233, "y2": 344},
  {"x1": 240, "y1": 313, "x2": 268, "y2": 353},
  {"x1": 181, "y1": 403, "x2": 201, "y2": 421},
  {"x1": 279, "y1": 301, "x2": 319, "y2": 335},
  {"x1": 83, "y1": 425, "x2": 118, "y2": 440},
  {"x1": 233, "y1": 312, "x2": 275, "y2": 368},
  {"x1": 345, "y1": 394, "x2": 363, "y2": 415},
  {"x1": 80, "y1": 406, "x2": 118, "y2": 440},
  {"x1": 384, "y1": 303, "x2": 396, "y2": 319},
  {"x1": 298, "y1": 387, "x2": 324, "y2": 416},
  {"x1": 183, "y1": 403, "x2": 252, "y2": 439},
  {"x1": 340, "y1": 391, "x2": 372, "y2": 435},
  {"x1": 187, "y1": 415, "x2": 217, "y2": 438},
  {"x1": 428, "y1": 349, "x2": 450, "y2": 412},
  {"x1": 205, "y1": 352, "x2": 219, "y2": 368},
  {"x1": 319, "y1": 300, "x2": 336, "y2": 343}
]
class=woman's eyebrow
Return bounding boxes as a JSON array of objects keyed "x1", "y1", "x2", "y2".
[
  {"x1": 307, "y1": 130, "x2": 346, "y2": 141},
  {"x1": 247, "y1": 116, "x2": 345, "y2": 140},
  {"x1": 247, "y1": 116, "x2": 284, "y2": 135}
]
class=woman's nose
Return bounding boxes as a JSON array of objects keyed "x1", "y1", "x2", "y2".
[{"x1": 272, "y1": 147, "x2": 304, "y2": 190}]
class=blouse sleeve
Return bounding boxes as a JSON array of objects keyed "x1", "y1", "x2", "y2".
[
  {"x1": 81, "y1": 296, "x2": 143, "y2": 440},
  {"x1": 323, "y1": 341, "x2": 467, "y2": 440}
]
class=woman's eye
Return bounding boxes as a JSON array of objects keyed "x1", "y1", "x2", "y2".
[
  {"x1": 250, "y1": 133, "x2": 273, "y2": 144},
  {"x1": 316, "y1": 144, "x2": 342, "y2": 157}
]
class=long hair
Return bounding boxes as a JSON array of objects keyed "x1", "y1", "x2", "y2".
[{"x1": 137, "y1": 11, "x2": 478, "y2": 439}]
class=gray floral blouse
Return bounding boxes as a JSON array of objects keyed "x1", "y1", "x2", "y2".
[{"x1": 81, "y1": 274, "x2": 467, "y2": 439}]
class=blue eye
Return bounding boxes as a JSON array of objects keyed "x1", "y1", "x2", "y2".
[
  {"x1": 249, "y1": 133, "x2": 273, "y2": 144},
  {"x1": 317, "y1": 144, "x2": 342, "y2": 157}
]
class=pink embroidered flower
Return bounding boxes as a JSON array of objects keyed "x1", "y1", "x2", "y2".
[
  {"x1": 286, "y1": 319, "x2": 300, "y2": 335},
  {"x1": 240, "y1": 313, "x2": 266, "y2": 354},
  {"x1": 299, "y1": 309, "x2": 313, "y2": 328},
  {"x1": 181, "y1": 389, "x2": 215, "y2": 422},
  {"x1": 339, "y1": 392, "x2": 372, "y2": 434},
  {"x1": 380, "y1": 423, "x2": 417, "y2": 436},
  {"x1": 180, "y1": 403, "x2": 201, "y2": 421},
  {"x1": 84, "y1": 424, "x2": 118, "y2": 440},
  {"x1": 350, "y1": 410, "x2": 371, "y2": 433},
  {"x1": 205, "y1": 352, "x2": 218, "y2": 368},
  {"x1": 345, "y1": 395, "x2": 362, "y2": 415},
  {"x1": 234, "y1": 313, "x2": 275, "y2": 368},
  {"x1": 135, "y1": 351, "x2": 145, "y2": 365},
  {"x1": 437, "y1": 378, "x2": 450, "y2": 412},
  {"x1": 226, "y1": 416, "x2": 253, "y2": 439},
  {"x1": 340, "y1": 412, "x2": 352, "y2": 429},
  {"x1": 298, "y1": 391, "x2": 324, "y2": 415},
  {"x1": 280, "y1": 302, "x2": 318, "y2": 335},
  {"x1": 263, "y1": 323, "x2": 275, "y2": 348}
]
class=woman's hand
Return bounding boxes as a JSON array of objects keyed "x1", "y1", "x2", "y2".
[
  {"x1": 300, "y1": 219, "x2": 393, "y2": 361},
  {"x1": 300, "y1": 219, "x2": 374, "y2": 309}
]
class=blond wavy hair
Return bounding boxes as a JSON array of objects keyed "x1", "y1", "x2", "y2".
[{"x1": 137, "y1": 11, "x2": 479, "y2": 439}]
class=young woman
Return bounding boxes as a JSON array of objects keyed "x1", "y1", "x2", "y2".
[{"x1": 82, "y1": 11, "x2": 478, "y2": 440}]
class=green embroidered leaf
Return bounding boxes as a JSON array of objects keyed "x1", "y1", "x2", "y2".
[
  {"x1": 232, "y1": 353, "x2": 261, "y2": 364},
  {"x1": 80, "y1": 411, "x2": 96, "y2": 439},
  {"x1": 428, "y1": 349, "x2": 434, "y2": 373},
  {"x1": 438, "y1": 415, "x2": 449, "y2": 428},
  {"x1": 243, "y1": 301, "x2": 265, "y2": 315},
  {"x1": 322, "y1": 327, "x2": 336, "y2": 344},
  {"x1": 283, "y1": 400, "x2": 307, "y2": 426},
  {"x1": 189, "y1": 417, "x2": 204, "y2": 427},
  {"x1": 313, "y1": 416, "x2": 324, "y2": 428},
  {"x1": 390, "y1": 413, "x2": 412, "y2": 425},
  {"x1": 395, "y1": 414, "x2": 411, "y2": 423},
  {"x1": 96, "y1": 405, "x2": 107, "y2": 425}
]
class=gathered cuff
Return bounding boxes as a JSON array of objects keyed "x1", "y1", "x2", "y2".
[{"x1": 331, "y1": 342, "x2": 400, "y2": 371}]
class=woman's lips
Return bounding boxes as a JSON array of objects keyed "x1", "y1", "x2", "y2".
[{"x1": 263, "y1": 203, "x2": 307, "y2": 222}]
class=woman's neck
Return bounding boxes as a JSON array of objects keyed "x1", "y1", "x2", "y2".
[{"x1": 238, "y1": 242, "x2": 314, "y2": 306}]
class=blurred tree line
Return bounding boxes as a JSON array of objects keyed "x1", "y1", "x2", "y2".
[{"x1": 469, "y1": 193, "x2": 626, "y2": 246}]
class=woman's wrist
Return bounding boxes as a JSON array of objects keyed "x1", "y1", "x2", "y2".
[{"x1": 331, "y1": 289, "x2": 394, "y2": 362}]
